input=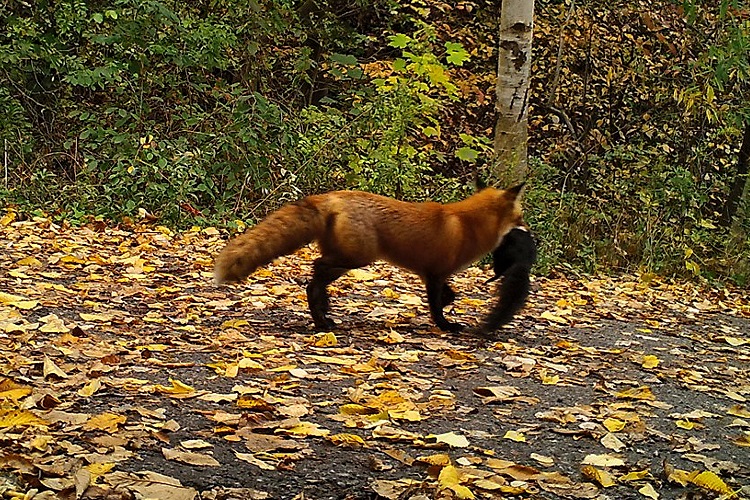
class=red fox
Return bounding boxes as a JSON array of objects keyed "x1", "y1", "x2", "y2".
[{"x1": 214, "y1": 185, "x2": 529, "y2": 333}]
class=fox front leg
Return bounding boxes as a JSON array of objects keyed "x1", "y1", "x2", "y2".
[{"x1": 426, "y1": 276, "x2": 463, "y2": 333}]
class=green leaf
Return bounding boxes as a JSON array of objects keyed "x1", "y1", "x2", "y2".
[
  {"x1": 445, "y1": 41, "x2": 469, "y2": 66},
  {"x1": 389, "y1": 34, "x2": 411, "y2": 49},
  {"x1": 330, "y1": 53, "x2": 358, "y2": 66},
  {"x1": 422, "y1": 126, "x2": 439, "y2": 137},
  {"x1": 92, "y1": 13, "x2": 104, "y2": 24},
  {"x1": 456, "y1": 147, "x2": 478, "y2": 162},
  {"x1": 392, "y1": 58, "x2": 407, "y2": 72}
]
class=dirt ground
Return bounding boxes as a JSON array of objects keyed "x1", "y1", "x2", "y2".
[{"x1": 1, "y1": 218, "x2": 749, "y2": 499}]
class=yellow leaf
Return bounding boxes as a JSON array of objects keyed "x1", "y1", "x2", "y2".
[
  {"x1": 0, "y1": 211, "x2": 16, "y2": 225},
  {"x1": 540, "y1": 310, "x2": 568, "y2": 324},
  {"x1": 581, "y1": 465, "x2": 617, "y2": 487},
  {"x1": 0, "y1": 409, "x2": 48, "y2": 428},
  {"x1": 731, "y1": 433, "x2": 750, "y2": 447},
  {"x1": 530, "y1": 453, "x2": 555, "y2": 467},
  {"x1": 449, "y1": 484, "x2": 475, "y2": 500},
  {"x1": 638, "y1": 483, "x2": 659, "y2": 499},
  {"x1": 162, "y1": 447, "x2": 220, "y2": 467},
  {"x1": 503, "y1": 430, "x2": 526, "y2": 442},
  {"x1": 399, "y1": 293, "x2": 423, "y2": 305},
  {"x1": 154, "y1": 378, "x2": 196, "y2": 395},
  {"x1": 221, "y1": 319, "x2": 249, "y2": 329},
  {"x1": 305, "y1": 355, "x2": 355, "y2": 366},
  {"x1": 540, "y1": 369, "x2": 560, "y2": 385},
  {"x1": 641, "y1": 355, "x2": 659, "y2": 369},
  {"x1": 327, "y1": 433, "x2": 366, "y2": 447},
  {"x1": 340, "y1": 403, "x2": 378, "y2": 415},
  {"x1": 349, "y1": 269, "x2": 377, "y2": 280},
  {"x1": 77, "y1": 379, "x2": 102, "y2": 397},
  {"x1": 722, "y1": 336, "x2": 748, "y2": 346},
  {"x1": 313, "y1": 332, "x2": 338, "y2": 347},
  {"x1": 0, "y1": 379, "x2": 32, "y2": 401},
  {"x1": 236, "y1": 395, "x2": 274, "y2": 411},
  {"x1": 40, "y1": 314, "x2": 70, "y2": 333},
  {"x1": 0, "y1": 291, "x2": 26, "y2": 304},
  {"x1": 727, "y1": 405, "x2": 750, "y2": 418},
  {"x1": 620, "y1": 469, "x2": 652, "y2": 482},
  {"x1": 377, "y1": 329, "x2": 404, "y2": 344},
  {"x1": 675, "y1": 419, "x2": 696, "y2": 430},
  {"x1": 9, "y1": 300, "x2": 38, "y2": 310},
  {"x1": 29, "y1": 435, "x2": 53, "y2": 451},
  {"x1": 225, "y1": 363, "x2": 239, "y2": 378},
  {"x1": 603, "y1": 418, "x2": 626, "y2": 432},
  {"x1": 16, "y1": 256, "x2": 43, "y2": 267},
  {"x1": 689, "y1": 470, "x2": 732, "y2": 494},
  {"x1": 238, "y1": 358, "x2": 264, "y2": 370},
  {"x1": 601, "y1": 432, "x2": 626, "y2": 452},
  {"x1": 79, "y1": 312, "x2": 114, "y2": 322},
  {"x1": 0, "y1": 291, "x2": 39, "y2": 309},
  {"x1": 85, "y1": 462, "x2": 115, "y2": 479},
  {"x1": 279, "y1": 421, "x2": 330, "y2": 437},
  {"x1": 582, "y1": 454, "x2": 625, "y2": 467},
  {"x1": 417, "y1": 454, "x2": 452, "y2": 466},
  {"x1": 136, "y1": 343, "x2": 168, "y2": 351},
  {"x1": 615, "y1": 386, "x2": 655, "y2": 400},
  {"x1": 432, "y1": 431, "x2": 470, "y2": 447},
  {"x1": 438, "y1": 465, "x2": 475, "y2": 499},
  {"x1": 663, "y1": 462, "x2": 691, "y2": 486},
  {"x1": 83, "y1": 412, "x2": 126, "y2": 432},
  {"x1": 43, "y1": 356, "x2": 69, "y2": 379}
]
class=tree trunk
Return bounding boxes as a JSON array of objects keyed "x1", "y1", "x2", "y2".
[
  {"x1": 493, "y1": 0, "x2": 535, "y2": 185},
  {"x1": 722, "y1": 121, "x2": 750, "y2": 227}
]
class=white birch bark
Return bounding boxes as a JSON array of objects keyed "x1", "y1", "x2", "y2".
[{"x1": 494, "y1": 0, "x2": 534, "y2": 183}]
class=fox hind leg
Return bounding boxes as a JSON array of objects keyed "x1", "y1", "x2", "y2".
[
  {"x1": 426, "y1": 276, "x2": 463, "y2": 332},
  {"x1": 440, "y1": 283, "x2": 456, "y2": 308},
  {"x1": 307, "y1": 257, "x2": 361, "y2": 330}
]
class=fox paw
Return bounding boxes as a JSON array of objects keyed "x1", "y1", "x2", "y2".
[
  {"x1": 438, "y1": 321, "x2": 464, "y2": 333},
  {"x1": 313, "y1": 317, "x2": 337, "y2": 331}
]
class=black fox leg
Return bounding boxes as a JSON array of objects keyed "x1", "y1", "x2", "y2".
[
  {"x1": 426, "y1": 276, "x2": 463, "y2": 332},
  {"x1": 440, "y1": 283, "x2": 456, "y2": 308},
  {"x1": 307, "y1": 257, "x2": 352, "y2": 330}
]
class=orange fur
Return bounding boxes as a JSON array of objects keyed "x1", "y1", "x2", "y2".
[{"x1": 214, "y1": 186, "x2": 525, "y2": 331}]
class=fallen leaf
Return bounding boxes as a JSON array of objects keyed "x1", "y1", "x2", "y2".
[
  {"x1": 503, "y1": 430, "x2": 526, "y2": 442},
  {"x1": 641, "y1": 355, "x2": 660, "y2": 368},
  {"x1": 43, "y1": 356, "x2": 69, "y2": 379},
  {"x1": 581, "y1": 454, "x2": 625, "y2": 467},
  {"x1": 83, "y1": 412, "x2": 126, "y2": 432},
  {"x1": 581, "y1": 465, "x2": 616, "y2": 487},
  {"x1": 162, "y1": 447, "x2": 220, "y2": 467},
  {"x1": 327, "y1": 433, "x2": 366, "y2": 447},
  {"x1": 438, "y1": 465, "x2": 475, "y2": 499},
  {"x1": 638, "y1": 483, "x2": 659, "y2": 499},
  {"x1": 431, "y1": 431, "x2": 470, "y2": 448}
]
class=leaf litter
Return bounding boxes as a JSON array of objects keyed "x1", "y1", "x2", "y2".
[{"x1": 0, "y1": 213, "x2": 748, "y2": 499}]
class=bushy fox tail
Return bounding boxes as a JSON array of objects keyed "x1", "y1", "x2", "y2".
[
  {"x1": 214, "y1": 198, "x2": 326, "y2": 285},
  {"x1": 478, "y1": 228, "x2": 537, "y2": 335}
]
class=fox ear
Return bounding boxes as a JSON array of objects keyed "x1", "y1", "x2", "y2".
[{"x1": 506, "y1": 182, "x2": 526, "y2": 198}]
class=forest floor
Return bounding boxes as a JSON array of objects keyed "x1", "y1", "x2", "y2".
[{"x1": 1, "y1": 213, "x2": 749, "y2": 500}]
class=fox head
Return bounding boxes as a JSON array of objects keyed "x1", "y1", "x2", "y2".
[{"x1": 478, "y1": 183, "x2": 527, "y2": 250}]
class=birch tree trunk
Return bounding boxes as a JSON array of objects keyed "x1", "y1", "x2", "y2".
[{"x1": 494, "y1": 0, "x2": 534, "y2": 184}]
